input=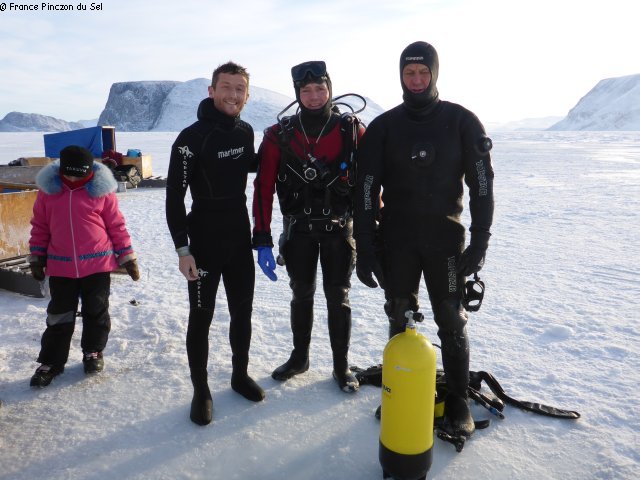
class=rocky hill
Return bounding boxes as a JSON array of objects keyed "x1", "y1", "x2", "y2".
[
  {"x1": 149, "y1": 78, "x2": 294, "y2": 132},
  {"x1": 97, "y1": 81, "x2": 181, "y2": 131},
  {"x1": 98, "y1": 79, "x2": 385, "y2": 133},
  {"x1": 549, "y1": 73, "x2": 640, "y2": 130}
]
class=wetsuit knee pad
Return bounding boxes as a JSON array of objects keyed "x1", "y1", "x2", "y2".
[
  {"x1": 188, "y1": 308, "x2": 214, "y2": 326},
  {"x1": 434, "y1": 298, "x2": 468, "y2": 332},
  {"x1": 324, "y1": 286, "x2": 349, "y2": 307},
  {"x1": 386, "y1": 297, "x2": 409, "y2": 322},
  {"x1": 435, "y1": 299, "x2": 470, "y2": 367},
  {"x1": 291, "y1": 281, "x2": 316, "y2": 303},
  {"x1": 384, "y1": 297, "x2": 416, "y2": 334}
]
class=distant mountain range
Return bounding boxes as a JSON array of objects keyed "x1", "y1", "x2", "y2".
[
  {"x1": 0, "y1": 112, "x2": 85, "y2": 132},
  {"x1": 2, "y1": 74, "x2": 639, "y2": 132}
]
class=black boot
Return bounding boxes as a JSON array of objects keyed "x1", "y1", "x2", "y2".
[
  {"x1": 439, "y1": 321, "x2": 474, "y2": 437},
  {"x1": 328, "y1": 304, "x2": 358, "y2": 393},
  {"x1": 444, "y1": 392, "x2": 475, "y2": 437},
  {"x1": 272, "y1": 303, "x2": 312, "y2": 381},
  {"x1": 30, "y1": 364, "x2": 64, "y2": 387},
  {"x1": 186, "y1": 309, "x2": 214, "y2": 425},
  {"x1": 190, "y1": 380, "x2": 213, "y2": 426},
  {"x1": 332, "y1": 366, "x2": 359, "y2": 392},
  {"x1": 272, "y1": 352, "x2": 310, "y2": 381},
  {"x1": 82, "y1": 351, "x2": 104, "y2": 374},
  {"x1": 231, "y1": 355, "x2": 265, "y2": 402}
]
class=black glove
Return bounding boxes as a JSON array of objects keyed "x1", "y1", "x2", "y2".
[
  {"x1": 123, "y1": 259, "x2": 140, "y2": 281},
  {"x1": 457, "y1": 232, "x2": 489, "y2": 277},
  {"x1": 356, "y1": 238, "x2": 385, "y2": 289},
  {"x1": 29, "y1": 256, "x2": 46, "y2": 281}
]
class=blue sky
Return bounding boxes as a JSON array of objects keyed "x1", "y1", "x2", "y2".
[{"x1": 0, "y1": 0, "x2": 638, "y2": 123}]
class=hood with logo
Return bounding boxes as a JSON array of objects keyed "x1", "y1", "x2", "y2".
[{"x1": 400, "y1": 41, "x2": 440, "y2": 114}]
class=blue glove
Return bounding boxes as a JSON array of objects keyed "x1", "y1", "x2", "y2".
[{"x1": 257, "y1": 247, "x2": 277, "y2": 281}]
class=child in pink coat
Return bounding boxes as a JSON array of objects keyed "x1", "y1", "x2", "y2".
[{"x1": 28, "y1": 145, "x2": 140, "y2": 387}]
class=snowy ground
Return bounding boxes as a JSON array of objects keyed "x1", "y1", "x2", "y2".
[{"x1": 1, "y1": 131, "x2": 639, "y2": 479}]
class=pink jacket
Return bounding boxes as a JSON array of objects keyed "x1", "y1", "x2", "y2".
[{"x1": 29, "y1": 162, "x2": 136, "y2": 279}]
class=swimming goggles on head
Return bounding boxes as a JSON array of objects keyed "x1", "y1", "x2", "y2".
[{"x1": 291, "y1": 61, "x2": 327, "y2": 83}]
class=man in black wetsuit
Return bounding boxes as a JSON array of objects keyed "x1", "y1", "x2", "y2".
[
  {"x1": 354, "y1": 41, "x2": 494, "y2": 439},
  {"x1": 166, "y1": 61, "x2": 264, "y2": 426}
]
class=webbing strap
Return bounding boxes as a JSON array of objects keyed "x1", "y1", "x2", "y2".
[
  {"x1": 471, "y1": 371, "x2": 581, "y2": 419},
  {"x1": 353, "y1": 364, "x2": 581, "y2": 420}
]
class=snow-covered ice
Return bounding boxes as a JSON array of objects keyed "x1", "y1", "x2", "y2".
[{"x1": 0, "y1": 130, "x2": 639, "y2": 479}]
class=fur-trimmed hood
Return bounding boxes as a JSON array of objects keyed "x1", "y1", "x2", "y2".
[{"x1": 35, "y1": 161, "x2": 117, "y2": 197}]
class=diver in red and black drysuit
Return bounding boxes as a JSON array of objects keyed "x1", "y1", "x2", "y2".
[{"x1": 252, "y1": 61, "x2": 365, "y2": 392}]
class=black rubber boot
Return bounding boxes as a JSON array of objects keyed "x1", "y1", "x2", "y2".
[
  {"x1": 331, "y1": 361, "x2": 359, "y2": 392},
  {"x1": 272, "y1": 352, "x2": 310, "y2": 381},
  {"x1": 439, "y1": 323, "x2": 474, "y2": 437},
  {"x1": 272, "y1": 303, "x2": 312, "y2": 381},
  {"x1": 328, "y1": 303, "x2": 358, "y2": 393},
  {"x1": 333, "y1": 364, "x2": 360, "y2": 393},
  {"x1": 186, "y1": 309, "x2": 214, "y2": 425},
  {"x1": 82, "y1": 351, "x2": 104, "y2": 374},
  {"x1": 30, "y1": 364, "x2": 64, "y2": 387},
  {"x1": 444, "y1": 392, "x2": 475, "y2": 437},
  {"x1": 190, "y1": 380, "x2": 213, "y2": 426},
  {"x1": 231, "y1": 354, "x2": 265, "y2": 402}
]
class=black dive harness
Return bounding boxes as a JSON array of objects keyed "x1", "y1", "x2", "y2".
[{"x1": 271, "y1": 94, "x2": 365, "y2": 234}]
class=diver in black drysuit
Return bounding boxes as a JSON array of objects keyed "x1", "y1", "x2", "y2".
[
  {"x1": 166, "y1": 94, "x2": 263, "y2": 425},
  {"x1": 354, "y1": 41, "x2": 494, "y2": 438}
]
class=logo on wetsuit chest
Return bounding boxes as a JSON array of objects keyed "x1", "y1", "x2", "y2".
[
  {"x1": 218, "y1": 146, "x2": 245, "y2": 159},
  {"x1": 410, "y1": 142, "x2": 435, "y2": 169}
]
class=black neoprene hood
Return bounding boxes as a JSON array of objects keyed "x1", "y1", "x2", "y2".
[{"x1": 400, "y1": 41, "x2": 440, "y2": 110}]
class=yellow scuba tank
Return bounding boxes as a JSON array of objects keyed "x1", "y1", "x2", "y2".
[{"x1": 379, "y1": 311, "x2": 436, "y2": 480}]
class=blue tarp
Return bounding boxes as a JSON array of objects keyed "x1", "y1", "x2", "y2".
[{"x1": 43, "y1": 126, "x2": 115, "y2": 158}]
